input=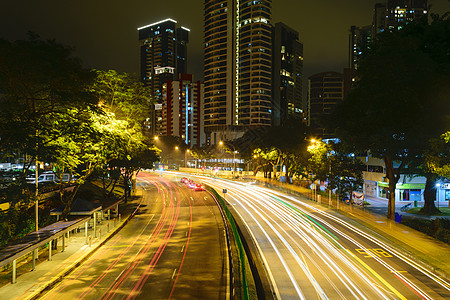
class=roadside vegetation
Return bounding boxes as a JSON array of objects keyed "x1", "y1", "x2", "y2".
[{"x1": 0, "y1": 34, "x2": 159, "y2": 246}]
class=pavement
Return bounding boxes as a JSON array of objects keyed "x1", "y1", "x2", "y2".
[
  {"x1": 363, "y1": 196, "x2": 450, "y2": 220},
  {"x1": 0, "y1": 190, "x2": 142, "y2": 300}
]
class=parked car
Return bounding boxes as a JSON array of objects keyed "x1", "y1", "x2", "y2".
[{"x1": 26, "y1": 171, "x2": 74, "y2": 184}]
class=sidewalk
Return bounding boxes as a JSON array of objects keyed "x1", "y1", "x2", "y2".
[
  {"x1": 0, "y1": 191, "x2": 142, "y2": 300},
  {"x1": 363, "y1": 195, "x2": 450, "y2": 220}
]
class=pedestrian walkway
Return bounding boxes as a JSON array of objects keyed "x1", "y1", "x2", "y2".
[
  {"x1": 0, "y1": 191, "x2": 142, "y2": 300},
  {"x1": 364, "y1": 195, "x2": 450, "y2": 220}
]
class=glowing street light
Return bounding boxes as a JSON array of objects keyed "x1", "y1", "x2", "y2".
[
  {"x1": 436, "y1": 183, "x2": 441, "y2": 209},
  {"x1": 185, "y1": 149, "x2": 190, "y2": 168}
]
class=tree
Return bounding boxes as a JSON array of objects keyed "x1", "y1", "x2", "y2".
[
  {"x1": 330, "y1": 17, "x2": 450, "y2": 219},
  {"x1": 0, "y1": 35, "x2": 98, "y2": 229},
  {"x1": 108, "y1": 143, "x2": 159, "y2": 201},
  {"x1": 307, "y1": 140, "x2": 364, "y2": 201},
  {"x1": 190, "y1": 145, "x2": 216, "y2": 168},
  {"x1": 90, "y1": 70, "x2": 151, "y2": 127},
  {"x1": 238, "y1": 118, "x2": 308, "y2": 180},
  {"x1": 418, "y1": 133, "x2": 450, "y2": 213},
  {"x1": 89, "y1": 70, "x2": 157, "y2": 200},
  {"x1": 0, "y1": 34, "x2": 96, "y2": 169}
]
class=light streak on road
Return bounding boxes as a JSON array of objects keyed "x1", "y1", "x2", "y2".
[
  {"x1": 260, "y1": 187, "x2": 450, "y2": 294},
  {"x1": 183, "y1": 173, "x2": 450, "y2": 300}
]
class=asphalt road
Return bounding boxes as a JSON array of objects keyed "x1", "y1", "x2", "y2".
[
  {"x1": 40, "y1": 173, "x2": 228, "y2": 300},
  {"x1": 191, "y1": 174, "x2": 450, "y2": 300}
]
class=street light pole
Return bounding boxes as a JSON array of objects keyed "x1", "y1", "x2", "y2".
[
  {"x1": 436, "y1": 183, "x2": 440, "y2": 209},
  {"x1": 185, "y1": 149, "x2": 190, "y2": 168}
]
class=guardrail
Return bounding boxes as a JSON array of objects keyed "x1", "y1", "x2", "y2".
[{"x1": 206, "y1": 186, "x2": 250, "y2": 300}]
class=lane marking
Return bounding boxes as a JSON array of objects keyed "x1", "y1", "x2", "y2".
[
  {"x1": 346, "y1": 249, "x2": 407, "y2": 300},
  {"x1": 392, "y1": 270, "x2": 408, "y2": 273},
  {"x1": 172, "y1": 268, "x2": 177, "y2": 279},
  {"x1": 181, "y1": 245, "x2": 185, "y2": 253}
]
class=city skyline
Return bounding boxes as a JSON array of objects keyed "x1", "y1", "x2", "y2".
[{"x1": 1, "y1": 0, "x2": 447, "y2": 82}]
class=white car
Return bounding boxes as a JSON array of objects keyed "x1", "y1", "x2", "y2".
[{"x1": 26, "y1": 172, "x2": 73, "y2": 184}]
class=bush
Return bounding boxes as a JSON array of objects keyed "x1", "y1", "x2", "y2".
[{"x1": 401, "y1": 218, "x2": 450, "y2": 244}]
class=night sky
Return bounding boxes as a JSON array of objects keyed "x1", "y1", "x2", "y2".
[{"x1": 1, "y1": 0, "x2": 447, "y2": 81}]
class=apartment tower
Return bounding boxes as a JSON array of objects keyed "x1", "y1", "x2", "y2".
[
  {"x1": 161, "y1": 74, "x2": 205, "y2": 147},
  {"x1": 138, "y1": 19, "x2": 189, "y2": 136},
  {"x1": 307, "y1": 72, "x2": 344, "y2": 139},
  {"x1": 204, "y1": 0, "x2": 273, "y2": 144},
  {"x1": 272, "y1": 22, "x2": 304, "y2": 126}
]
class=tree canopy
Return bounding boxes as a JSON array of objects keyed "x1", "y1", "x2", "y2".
[
  {"x1": 0, "y1": 36, "x2": 158, "y2": 231},
  {"x1": 330, "y1": 17, "x2": 450, "y2": 219}
]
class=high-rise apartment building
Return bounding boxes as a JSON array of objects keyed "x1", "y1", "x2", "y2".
[
  {"x1": 138, "y1": 19, "x2": 189, "y2": 136},
  {"x1": 204, "y1": 0, "x2": 273, "y2": 144},
  {"x1": 348, "y1": 25, "x2": 372, "y2": 70},
  {"x1": 307, "y1": 72, "x2": 344, "y2": 139},
  {"x1": 161, "y1": 74, "x2": 205, "y2": 147},
  {"x1": 384, "y1": 0, "x2": 428, "y2": 32},
  {"x1": 373, "y1": 0, "x2": 428, "y2": 36},
  {"x1": 373, "y1": 3, "x2": 388, "y2": 35},
  {"x1": 349, "y1": 0, "x2": 427, "y2": 70},
  {"x1": 272, "y1": 22, "x2": 304, "y2": 126}
]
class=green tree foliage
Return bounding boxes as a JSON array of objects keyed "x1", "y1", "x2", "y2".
[
  {"x1": 91, "y1": 70, "x2": 151, "y2": 128},
  {"x1": 307, "y1": 140, "x2": 364, "y2": 200},
  {"x1": 330, "y1": 17, "x2": 450, "y2": 219},
  {"x1": 0, "y1": 36, "x2": 158, "y2": 231},
  {"x1": 0, "y1": 35, "x2": 101, "y2": 241},
  {"x1": 239, "y1": 118, "x2": 308, "y2": 180},
  {"x1": 0, "y1": 34, "x2": 96, "y2": 168},
  {"x1": 89, "y1": 70, "x2": 157, "y2": 201},
  {"x1": 190, "y1": 144, "x2": 216, "y2": 168}
]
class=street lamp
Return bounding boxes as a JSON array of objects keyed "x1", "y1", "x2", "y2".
[
  {"x1": 307, "y1": 138, "x2": 321, "y2": 201},
  {"x1": 219, "y1": 141, "x2": 238, "y2": 172},
  {"x1": 185, "y1": 149, "x2": 190, "y2": 168},
  {"x1": 436, "y1": 183, "x2": 441, "y2": 209}
]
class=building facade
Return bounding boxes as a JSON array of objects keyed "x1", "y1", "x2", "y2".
[
  {"x1": 348, "y1": 25, "x2": 372, "y2": 70},
  {"x1": 272, "y1": 22, "x2": 304, "y2": 126},
  {"x1": 138, "y1": 19, "x2": 189, "y2": 136},
  {"x1": 203, "y1": 0, "x2": 273, "y2": 144},
  {"x1": 161, "y1": 74, "x2": 205, "y2": 147},
  {"x1": 349, "y1": 0, "x2": 427, "y2": 70},
  {"x1": 307, "y1": 72, "x2": 345, "y2": 139},
  {"x1": 384, "y1": 0, "x2": 428, "y2": 33}
]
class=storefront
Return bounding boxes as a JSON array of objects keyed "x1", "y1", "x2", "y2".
[
  {"x1": 377, "y1": 182, "x2": 425, "y2": 202},
  {"x1": 437, "y1": 183, "x2": 450, "y2": 202}
]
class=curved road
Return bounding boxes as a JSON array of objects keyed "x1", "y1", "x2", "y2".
[
  {"x1": 190, "y1": 174, "x2": 450, "y2": 300},
  {"x1": 40, "y1": 173, "x2": 228, "y2": 300}
]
